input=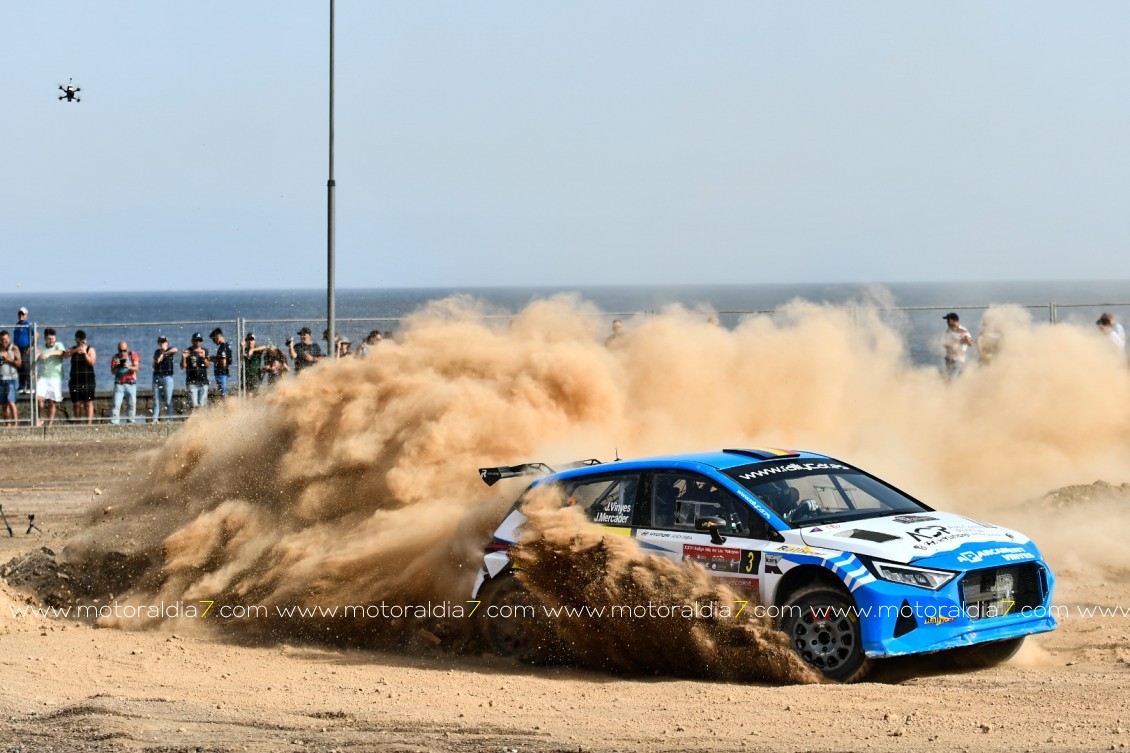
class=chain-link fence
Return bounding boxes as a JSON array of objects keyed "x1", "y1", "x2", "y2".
[{"x1": 4, "y1": 301, "x2": 1130, "y2": 427}]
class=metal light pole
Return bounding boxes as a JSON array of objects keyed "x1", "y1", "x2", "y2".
[{"x1": 326, "y1": 0, "x2": 337, "y2": 359}]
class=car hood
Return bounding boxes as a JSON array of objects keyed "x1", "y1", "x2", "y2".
[{"x1": 798, "y1": 511, "x2": 1034, "y2": 565}]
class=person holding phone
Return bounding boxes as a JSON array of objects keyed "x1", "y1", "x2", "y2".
[
  {"x1": 180, "y1": 333, "x2": 211, "y2": 413},
  {"x1": 109, "y1": 340, "x2": 140, "y2": 424}
]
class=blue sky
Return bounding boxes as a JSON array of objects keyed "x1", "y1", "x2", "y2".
[{"x1": 4, "y1": 2, "x2": 1130, "y2": 292}]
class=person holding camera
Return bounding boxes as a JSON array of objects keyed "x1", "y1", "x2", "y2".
[
  {"x1": 261, "y1": 341, "x2": 289, "y2": 386},
  {"x1": 152, "y1": 336, "x2": 178, "y2": 422},
  {"x1": 180, "y1": 333, "x2": 211, "y2": 413},
  {"x1": 288, "y1": 327, "x2": 323, "y2": 375},
  {"x1": 65, "y1": 330, "x2": 97, "y2": 425},
  {"x1": 109, "y1": 340, "x2": 140, "y2": 424},
  {"x1": 209, "y1": 328, "x2": 233, "y2": 398}
]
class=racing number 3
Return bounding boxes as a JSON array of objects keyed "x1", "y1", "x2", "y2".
[{"x1": 741, "y1": 549, "x2": 760, "y2": 574}]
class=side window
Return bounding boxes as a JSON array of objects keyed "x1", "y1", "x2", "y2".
[
  {"x1": 568, "y1": 475, "x2": 638, "y2": 527},
  {"x1": 652, "y1": 473, "x2": 775, "y2": 539}
]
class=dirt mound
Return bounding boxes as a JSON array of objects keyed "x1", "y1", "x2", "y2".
[
  {"x1": 511, "y1": 496, "x2": 819, "y2": 684},
  {"x1": 1035, "y1": 480, "x2": 1130, "y2": 509}
]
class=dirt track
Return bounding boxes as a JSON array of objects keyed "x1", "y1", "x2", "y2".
[{"x1": 1, "y1": 439, "x2": 1128, "y2": 752}]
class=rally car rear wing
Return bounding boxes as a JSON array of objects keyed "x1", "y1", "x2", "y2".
[{"x1": 478, "y1": 459, "x2": 602, "y2": 486}]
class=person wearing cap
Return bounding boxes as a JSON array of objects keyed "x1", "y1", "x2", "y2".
[
  {"x1": 288, "y1": 326, "x2": 323, "y2": 374},
  {"x1": 151, "y1": 336, "x2": 178, "y2": 422},
  {"x1": 180, "y1": 333, "x2": 211, "y2": 412},
  {"x1": 241, "y1": 332, "x2": 266, "y2": 393},
  {"x1": 34, "y1": 328, "x2": 66, "y2": 427},
  {"x1": 13, "y1": 307, "x2": 31, "y2": 394},
  {"x1": 209, "y1": 328, "x2": 233, "y2": 398},
  {"x1": 109, "y1": 340, "x2": 141, "y2": 424},
  {"x1": 942, "y1": 313, "x2": 974, "y2": 381}
]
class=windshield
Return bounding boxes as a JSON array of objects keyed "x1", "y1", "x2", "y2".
[{"x1": 724, "y1": 460, "x2": 929, "y2": 528}]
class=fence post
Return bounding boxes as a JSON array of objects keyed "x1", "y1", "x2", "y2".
[
  {"x1": 1049, "y1": 302, "x2": 1057, "y2": 324},
  {"x1": 28, "y1": 323, "x2": 38, "y2": 428},
  {"x1": 235, "y1": 317, "x2": 243, "y2": 399}
]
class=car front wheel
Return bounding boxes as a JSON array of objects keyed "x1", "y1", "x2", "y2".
[{"x1": 780, "y1": 585, "x2": 871, "y2": 683}]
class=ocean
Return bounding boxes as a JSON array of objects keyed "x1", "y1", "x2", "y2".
[{"x1": 2, "y1": 281, "x2": 1128, "y2": 385}]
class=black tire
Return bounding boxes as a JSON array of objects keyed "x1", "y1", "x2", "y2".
[
  {"x1": 780, "y1": 585, "x2": 871, "y2": 683},
  {"x1": 948, "y1": 636, "x2": 1024, "y2": 669},
  {"x1": 477, "y1": 574, "x2": 561, "y2": 663}
]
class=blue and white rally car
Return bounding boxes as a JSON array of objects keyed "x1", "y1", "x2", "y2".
[{"x1": 473, "y1": 448, "x2": 1056, "y2": 682}]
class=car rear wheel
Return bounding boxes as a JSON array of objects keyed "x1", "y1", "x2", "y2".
[
  {"x1": 780, "y1": 585, "x2": 871, "y2": 683},
  {"x1": 477, "y1": 574, "x2": 566, "y2": 663}
]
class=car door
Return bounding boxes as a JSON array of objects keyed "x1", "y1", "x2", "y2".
[{"x1": 634, "y1": 470, "x2": 778, "y2": 603}]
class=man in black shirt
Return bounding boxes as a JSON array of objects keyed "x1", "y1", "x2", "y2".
[
  {"x1": 152, "y1": 336, "x2": 178, "y2": 422},
  {"x1": 288, "y1": 326, "x2": 323, "y2": 375},
  {"x1": 180, "y1": 332, "x2": 211, "y2": 413},
  {"x1": 209, "y1": 328, "x2": 233, "y2": 398}
]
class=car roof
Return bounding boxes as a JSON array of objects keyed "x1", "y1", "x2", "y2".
[{"x1": 542, "y1": 448, "x2": 836, "y2": 483}]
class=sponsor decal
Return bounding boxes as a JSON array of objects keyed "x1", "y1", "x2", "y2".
[
  {"x1": 774, "y1": 544, "x2": 816, "y2": 555},
  {"x1": 728, "y1": 577, "x2": 761, "y2": 601},
  {"x1": 763, "y1": 554, "x2": 783, "y2": 575},
  {"x1": 892, "y1": 515, "x2": 939, "y2": 524},
  {"x1": 732, "y1": 460, "x2": 851, "y2": 481},
  {"x1": 906, "y1": 525, "x2": 978, "y2": 551},
  {"x1": 956, "y1": 546, "x2": 1035, "y2": 564},
  {"x1": 683, "y1": 544, "x2": 740, "y2": 573},
  {"x1": 808, "y1": 526, "x2": 823, "y2": 532},
  {"x1": 835, "y1": 529, "x2": 900, "y2": 543},
  {"x1": 638, "y1": 530, "x2": 695, "y2": 541},
  {"x1": 924, "y1": 615, "x2": 955, "y2": 626}
]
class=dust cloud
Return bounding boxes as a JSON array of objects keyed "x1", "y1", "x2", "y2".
[
  {"x1": 56, "y1": 293, "x2": 1130, "y2": 669},
  {"x1": 512, "y1": 490, "x2": 819, "y2": 684}
]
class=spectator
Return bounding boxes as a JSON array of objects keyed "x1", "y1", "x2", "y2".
[
  {"x1": 180, "y1": 332, "x2": 210, "y2": 412},
  {"x1": 109, "y1": 340, "x2": 140, "y2": 424},
  {"x1": 337, "y1": 336, "x2": 352, "y2": 359},
  {"x1": 941, "y1": 313, "x2": 974, "y2": 381},
  {"x1": 151, "y1": 336, "x2": 178, "y2": 422},
  {"x1": 261, "y1": 341, "x2": 289, "y2": 386},
  {"x1": 0, "y1": 330, "x2": 21, "y2": 425},
  {"x1": 14, "y1": 307, "x2": 31, "y2": 394},
  {"x1": 1097, "y1": 314, "x2": 1125, "y2": 351},
  {"x1": 35, "y1": 328, "x2": 65, "y2": 427},
  {"x1": 1102, "y1": 312, "x2": 1126, "y2": 349},
  {"x1": 65, "y1": 330, "x2": 97, "y2": 424},
  {"x1": 209, "y1": 328, "x2": 233, "y2": 397},
  {"x1": 288, "y1": 327, "x2": 323, "y2": 374},
  {"x1": 605, "y1": 319, "x2": 625, "y2": 346},
  {"x1": 359, "y1": 330, "x2": 382, "y2": 358},
  {"x1": 241, "y1": 333, "x2": 266, "y2": 394}
]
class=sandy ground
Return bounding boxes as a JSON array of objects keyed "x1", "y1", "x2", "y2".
[{"x1": 1, "y1": 439, "x2": 1128, "y2": 752}]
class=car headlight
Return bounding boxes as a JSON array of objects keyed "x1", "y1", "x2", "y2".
[{"x1": 871, "y1": 561, "x2": 957, "y2": 591}]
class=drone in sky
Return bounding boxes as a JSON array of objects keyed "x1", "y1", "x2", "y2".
[{"x1": 58, "y1": 79, "x2": 81, "y2": 102}]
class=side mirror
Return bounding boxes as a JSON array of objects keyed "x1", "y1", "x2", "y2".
[{"x1": 695, "y1": 516, "x2": 728, "y2": 545}]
